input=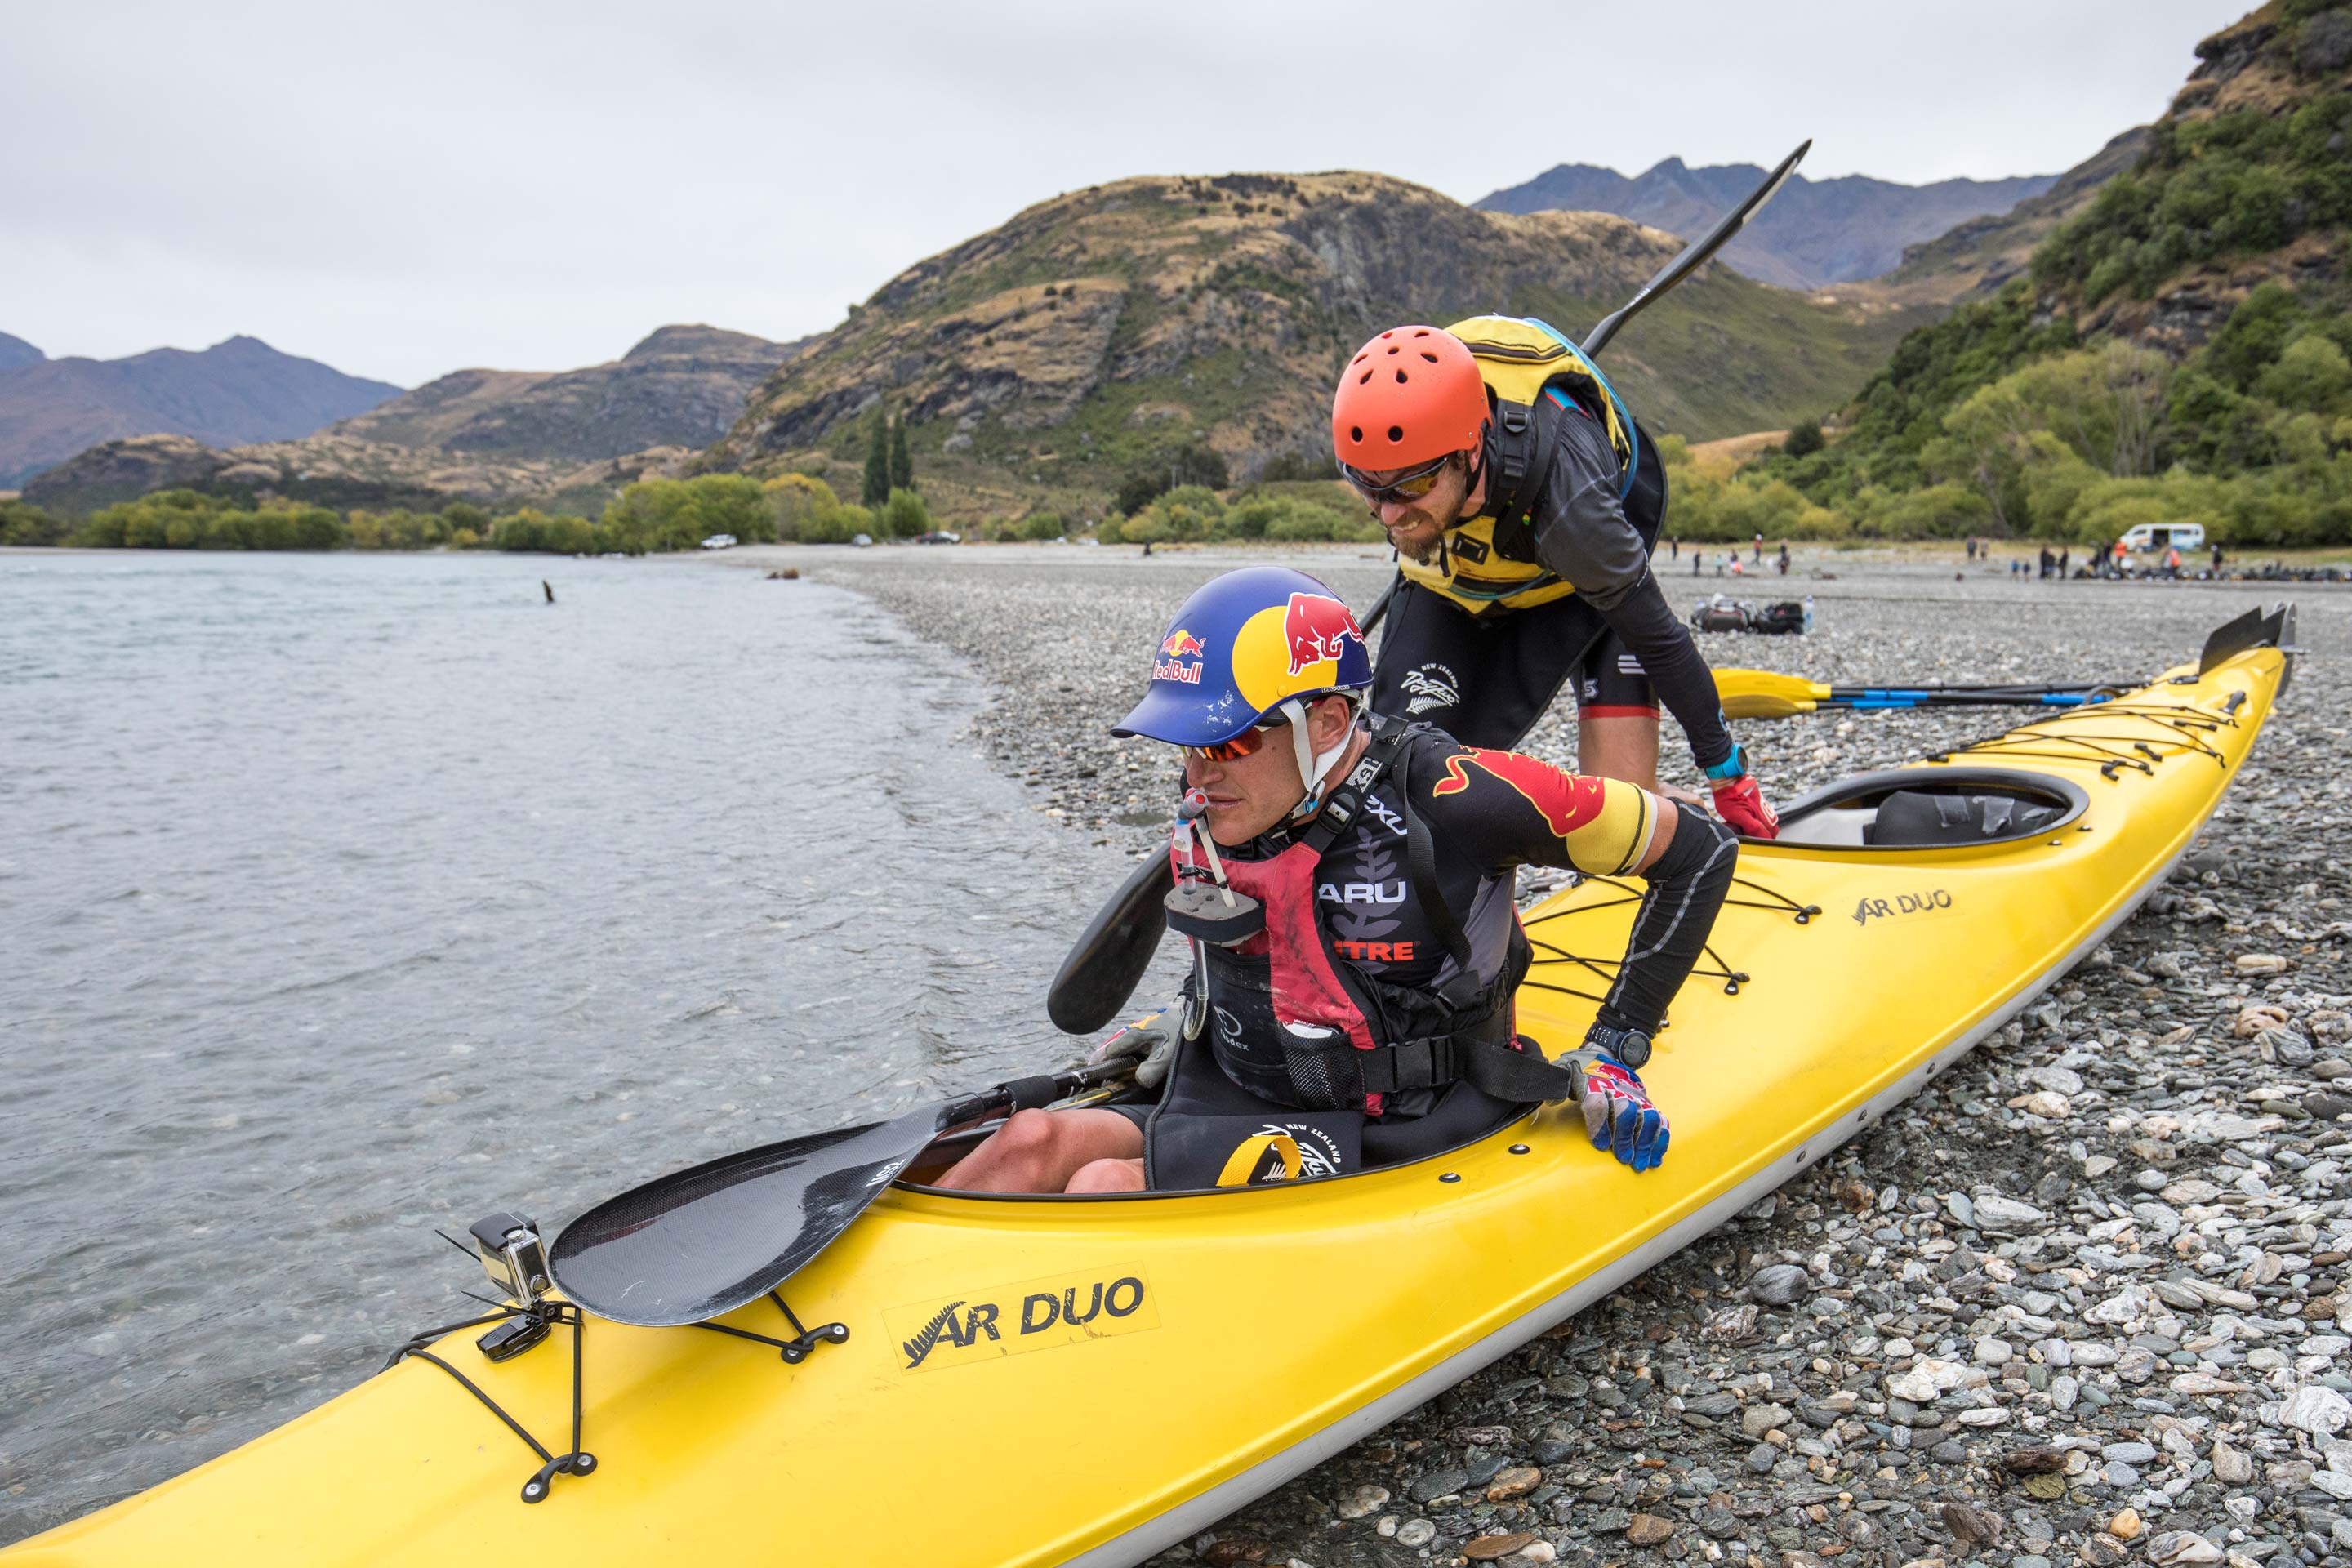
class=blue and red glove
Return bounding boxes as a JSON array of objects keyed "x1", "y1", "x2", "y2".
[
  {"x1": 1705, "y1": 746, "x2": 1779, "y2": 840},
  {"x1": 1578, "y1": 1054, "x2": 1669, "y2": 1172}
]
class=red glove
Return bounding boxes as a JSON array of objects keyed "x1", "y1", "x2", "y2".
[{"x1": 1712, "y1": 772, "x2": 1780, "y2": 840}]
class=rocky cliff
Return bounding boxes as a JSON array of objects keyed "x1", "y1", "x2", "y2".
[
  {"x1": 1477, "y1": 158, "x2": 2059, "y2": 291},
  {"x1": 332, "y1": 324, "x2": 800, "y2": 461},
  {"x1": 2051, "y1": 1, "x2": 2352, "y2": 354},
  {"x1": 707, "y1": 171, "x2": 1927, "y2": 512}
]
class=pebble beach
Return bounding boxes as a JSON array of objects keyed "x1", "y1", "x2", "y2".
[{"x1": 759, "y1": 542, "x2": 2351, "y2": 1568}]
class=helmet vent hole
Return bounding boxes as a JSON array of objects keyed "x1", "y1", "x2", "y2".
[
  {"x1": 1393, "y1": 368, "x2": 1407, "y2": 384},
  {"x1": 1349, "y1": 425, "x2": 1364, "y2": 443},
  {"x1": 1387, "y1": 425, "x2": 1404, "y2": 443},
  {"x1": 1356, "y1": 369, "x2": 1371, "y2": 385},
  {"x1": 1420, "y1": 352, "x2": 1439, "y2": 363}
]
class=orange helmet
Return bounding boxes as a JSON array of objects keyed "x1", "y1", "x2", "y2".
[{"x1": 1330, "y1": 326, "x2": 1489, "y2": 470}]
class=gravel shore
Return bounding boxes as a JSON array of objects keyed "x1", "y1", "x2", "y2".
[{"x1": 746, "y1": 543, "x2": 2351, "y2": 1568}]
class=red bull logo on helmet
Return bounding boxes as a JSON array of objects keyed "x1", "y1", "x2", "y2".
[
  {"x1": 1153, "y1": 628, "x2": 1205, "y2": 685},
  {"x1": 1282, "y1": 593, "x2": 1361, "y2": 677}
]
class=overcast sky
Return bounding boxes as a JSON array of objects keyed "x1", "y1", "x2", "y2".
[{"x1": 3, "y1": 0, "x2": 2255, "y2": 388}]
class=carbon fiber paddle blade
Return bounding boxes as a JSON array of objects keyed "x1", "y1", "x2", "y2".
[
  {"x1": 2198, "y1": 606, "x2": 2268, "y2": 675},
  {"x1": 1047, "y1": 853, "x2": 1172, "y2": 1035},
  {"x1": 550, "y1": 1111, "x2": 933, "y2": 1327}
]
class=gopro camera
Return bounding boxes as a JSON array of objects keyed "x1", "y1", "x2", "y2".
[
  {"x1": 467, "y1": 1212, "x2": 553, "y2": 1362},
  {"x1": 467, "y1": 1212, "x2": 550, "y2": 1307}
]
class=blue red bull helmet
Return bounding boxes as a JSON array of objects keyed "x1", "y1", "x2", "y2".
[{"x1": 1113, "y1": 566, "x2": 1373, "y2": 747}]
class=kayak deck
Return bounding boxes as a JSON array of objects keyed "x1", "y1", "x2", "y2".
[{"x1": 7, "y1": 641, "x2": 2287, "y2": 1568}]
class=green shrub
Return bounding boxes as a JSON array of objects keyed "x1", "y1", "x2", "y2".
[
  {"x1": 1020, "y1": 510, "x2": 1066, "y2": 541},
  {"x1": 764, "y1": 473, "x2": 842, "y2": 541},
  {"x1": 0, "y1": 499, "x2": 66, "y2": 546},
  {"x1": 879, "y1": 487, "x2": 931, "y2": 538}
]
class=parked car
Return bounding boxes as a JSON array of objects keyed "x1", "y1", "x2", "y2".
[
  {"x1": 2117, "y1": 523, "x2": 2204, "y2": 554},
  {"x1": 915, "y1": 530, "x2": 963, "y2": 546},
  {"x1": 698, "y1": 533, "x2": 738, "y2": 550}
]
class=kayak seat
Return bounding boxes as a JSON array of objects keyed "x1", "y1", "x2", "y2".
[
  {"x1": 1865, "y1": 791, "x2": 2065, "y2": 845},
  {"x1": 1772, "y1": 767, "x2": 2089, "y2": 851}
]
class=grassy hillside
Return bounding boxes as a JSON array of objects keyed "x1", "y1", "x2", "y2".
[
  {"x1": 705, "y1": 172, "x2": 1927, "y2": 522},
  {"x1": 1670, "y1": 2, "x2": 2352, "y2": 550}
]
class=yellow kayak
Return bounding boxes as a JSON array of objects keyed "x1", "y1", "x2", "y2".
[{"x1": 7, "y1": 615, "x2": 2292, "y2": 1568}]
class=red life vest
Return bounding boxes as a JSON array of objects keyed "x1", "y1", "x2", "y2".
[{"x1": 1165, "y1": 721, "x2": 1546, "y2": 1116}]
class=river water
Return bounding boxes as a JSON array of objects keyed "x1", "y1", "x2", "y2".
[{"x1": 0, "y1": 550, "x2": 1139, "y2": 1540}]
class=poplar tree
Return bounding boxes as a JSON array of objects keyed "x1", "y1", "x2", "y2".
[
  {"x1": 861, "y1": 412, "x2": 891, "y2": 506},
  {"x1": 889, "y1": 416, "x2": 915, "y2": 492}
]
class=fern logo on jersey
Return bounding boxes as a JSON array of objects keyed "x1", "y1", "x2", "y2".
[{"x1": 887, "y1": 1269, "x2": 1158, "y2": 1372}]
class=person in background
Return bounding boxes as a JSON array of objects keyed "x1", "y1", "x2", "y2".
[
  {"x1": 2212, "y1": 541, "x2": 2225, "y2": 575},
  {"x1": 1775, "y1": 541, "x2": 1789, "y2": 576},
  {"x1": 2059, "y1": 546, "x2": 2070, "y2": 577}
]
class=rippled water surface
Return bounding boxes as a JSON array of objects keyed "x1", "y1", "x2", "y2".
[{"x1": 0, "y1": 550, "x2": 1131, "y2": 1539}]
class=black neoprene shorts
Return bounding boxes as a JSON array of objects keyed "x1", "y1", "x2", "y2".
[{"x1": 1370, "y1": 586, "x2": 1655, "y2": 751}]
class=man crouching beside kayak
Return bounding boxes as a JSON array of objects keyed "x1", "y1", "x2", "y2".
[{"x1": 939, "y1": 566, "x2": 1736, "y2": 1194}]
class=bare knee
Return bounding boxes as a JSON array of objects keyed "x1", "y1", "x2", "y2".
[
  {"x1": 994, "y1": 1107, "x2": 1061, "y2": 1157},
  {"x1": 1066, "y1": 1158, "x2": 1145, "y2": 1194}
]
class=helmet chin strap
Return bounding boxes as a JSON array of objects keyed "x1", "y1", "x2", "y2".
[{"x1": 1285, "y1": 696, "x2": 1360, "y2": 820}]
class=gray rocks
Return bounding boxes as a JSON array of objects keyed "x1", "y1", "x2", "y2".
[
  {"x1": 1748, "y1": 1263, "x2": 1810, "y2": 1305},
  {"x1": 1406, "y1": 1468, "x2": 1468, "y2": 1503},
  {"x1": 2278, "y1": 1385, "x2": 2352, "y2": 1437},
  {"x1": 1971, "y1": 1194, "x2": 2047, "y2": 1227}
]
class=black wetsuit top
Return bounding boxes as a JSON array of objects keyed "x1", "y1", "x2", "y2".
[{"x1": 1508, "y1": 399, "x2": 1736, "y2": 770}]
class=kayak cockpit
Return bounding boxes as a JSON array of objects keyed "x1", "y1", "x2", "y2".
[{"x1": 1771, "y1": 766, "x2": 2090, "y2": 849}]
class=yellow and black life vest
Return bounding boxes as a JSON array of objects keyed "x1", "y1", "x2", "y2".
[{"x1": 1396, "y1": 315, "x2": 1639, "y2": 615}]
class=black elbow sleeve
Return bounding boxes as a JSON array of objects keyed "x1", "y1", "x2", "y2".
[{"x1": 1595, "y1": 809, "x2": 1740, "y2": 1036}]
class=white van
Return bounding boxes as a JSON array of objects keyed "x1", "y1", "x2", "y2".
[{"x1": 2117, "y1": 523, "x2": 2204, "y2": 554}]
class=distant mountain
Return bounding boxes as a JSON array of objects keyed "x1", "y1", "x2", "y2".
[
  {"x1": 1860, "y1": 129, "x2": 2154, "y2": 307},
  {"x1": 1476, "y1": 159, "x2": 2060, "y2": 290},
  {"x1": 0, "y1": 332, "x2": 43, "y2": 373},
  {"x1": 332, "y1": 324, "x2": 800, "y2": 461},
  {"x1": 0, "y1": 336, "x2": 401, "y2": 488},
  {"x1": 20, "y1": 324, "x2": 806, "y2": 516}
]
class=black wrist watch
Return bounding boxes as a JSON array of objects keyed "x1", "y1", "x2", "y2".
[{"x1": 1582, "y1": 1023, "x2": 1652, "y2": 1071}]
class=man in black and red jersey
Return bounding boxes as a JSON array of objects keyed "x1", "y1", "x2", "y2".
[{"x1": 938, "y1": 568, "x2": 1736, "y2": 1195}]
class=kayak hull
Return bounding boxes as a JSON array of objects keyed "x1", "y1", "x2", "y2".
[{"x1": 7, "y1": 639, "x2": 2287, "y2": 1568}]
